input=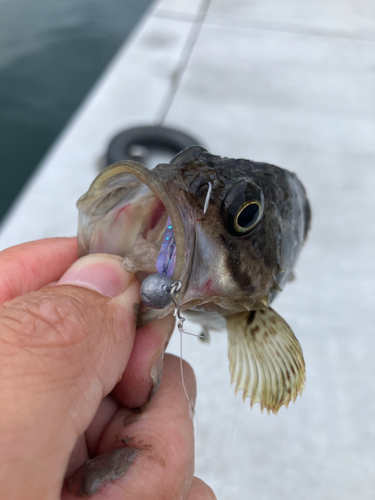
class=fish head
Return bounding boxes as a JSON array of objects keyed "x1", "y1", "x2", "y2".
[{"x1": 77, "y1": 147, "x2": 310, "y2": 325}]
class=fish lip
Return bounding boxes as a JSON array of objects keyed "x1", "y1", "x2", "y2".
[{"x1": 101, "y1": 160, "x2": 187, "y2": 285}]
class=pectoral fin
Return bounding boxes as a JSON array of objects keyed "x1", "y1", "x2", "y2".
[{"x1": 226, "y1": 308, "x2": 305, "y2": 414}]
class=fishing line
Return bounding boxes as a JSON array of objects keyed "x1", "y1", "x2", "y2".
[
  {"x1": 218, "y1": 396, "x2": 241, "y2": 497},
  {"x1": 170, "y1": 280, "x2": 199, "y2": 412}
]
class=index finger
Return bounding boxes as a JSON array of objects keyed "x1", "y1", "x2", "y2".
[
  {"x1": 64, "y1": 355, "x2": 198, "y2": 499},
  {"x1": 0, "y1": 237, "x2": 78, "y2": 304}
]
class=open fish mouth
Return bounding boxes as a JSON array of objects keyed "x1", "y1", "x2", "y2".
[{"x1": 77, "y1": 161, "x2": 189, "y2": 311}]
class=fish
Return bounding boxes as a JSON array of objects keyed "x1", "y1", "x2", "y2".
[{"x1": 77, "y1": 146, "x2": 311, "y2": 414}]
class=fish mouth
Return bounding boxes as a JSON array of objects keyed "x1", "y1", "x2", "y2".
[{"x1": 77, "y1": 160, "x2": 192, "y2": 321}]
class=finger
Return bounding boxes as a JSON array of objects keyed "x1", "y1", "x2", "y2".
[
  {"x1": 187, "y1": 477, "x2": 217, "y2": 500},
  {"x1": 0, "y1": 254, "x2": 139, "y2": 500},
  {"x1": 64, "y1": 354, "x2": 197, "y2": 499},
  {"x1": 111, "y1": 315, "x2": 175, "y2": 410},
  {"x1": 85, "y1": 396, "x2": 119, "y2": 457},
  {"x1": 67, "y1": 396, "x2": 119, "y2": 476},
  {"x1": 65, "y1": 435, "x2": 90, "y2": 479},
  {"x1": 0, "y1": 237, "x2": 78, "y2": 304},
  {"x1": 67, "y1": 315, "x2": 176, "y2": 484}
]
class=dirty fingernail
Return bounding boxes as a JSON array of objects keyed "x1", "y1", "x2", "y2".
[
  {"x1": 58, "y1": 254, "x2": 135, "y2": 298},
  {"x1": 65, "y1": 447, "x2": 139, "y2": 497}
]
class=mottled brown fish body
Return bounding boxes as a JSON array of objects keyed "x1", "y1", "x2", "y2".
[{"x1": 77, "y1": 147, "x2": 311, "y2": 413}]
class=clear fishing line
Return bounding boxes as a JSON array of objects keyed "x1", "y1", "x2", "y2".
[
  {"x1": 218, "y1": 396, "x2": 241, "y2": 497},
  {"x1": 170, "y1": 280, "x2": 201, "y2": 413}
]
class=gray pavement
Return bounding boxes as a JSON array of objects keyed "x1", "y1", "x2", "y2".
[{"x1": 0, "y1": 0, "x2": 374, "y2": 498}]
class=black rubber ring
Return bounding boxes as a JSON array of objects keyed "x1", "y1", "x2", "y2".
[{"x1": 105, "y1": 125, "x2": 204, "y2": 166}]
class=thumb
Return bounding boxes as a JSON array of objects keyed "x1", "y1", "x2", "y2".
[{"x1": 0, "y1": 254, "x2": 139, "y2": 499}]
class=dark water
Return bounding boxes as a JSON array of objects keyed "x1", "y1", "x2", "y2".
[{"x1": 0, "y1": 0, "x2": 153, "y2": 222}]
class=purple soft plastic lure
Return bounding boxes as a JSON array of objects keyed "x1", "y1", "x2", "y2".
[{"x1": 156, "y1": 216, "x2": 176, "y2": 277}]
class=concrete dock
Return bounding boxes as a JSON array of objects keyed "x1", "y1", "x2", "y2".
[{"x1": 0, "y1": 0, "x2": 374, "y2": 498}]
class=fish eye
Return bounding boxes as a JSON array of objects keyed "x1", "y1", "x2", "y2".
[
  {"x1": 222, "y1": 181, "x2": 264, "y2": 237},
  {"x1": 234, "y1": 201, "x2": 261, "y2": 233}
]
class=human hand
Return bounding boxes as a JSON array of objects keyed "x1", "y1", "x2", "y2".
[{"x1": 0, "y1": 238, "x2": 216, "y2": 499}]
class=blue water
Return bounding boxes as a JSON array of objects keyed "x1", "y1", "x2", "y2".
[{"x1": 0, "y1": 0, "x2": 153, "y2": 222}]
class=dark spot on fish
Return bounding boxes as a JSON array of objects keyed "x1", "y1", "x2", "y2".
[
  {"x1": 250, "y1": 325, "x2": 260, "y2": 336},
  {"x1": 247, "y1": 310, "x2": 256, "y2": 325},
  {"x1": 270, "y1": 316, "x2": 277, "y2": 325},
  {"x1": 269, "y1": 326, "x2": 277, "y2": 335},
  {"x1": 218, "y1": 234, "x2": 257, "y2": 293},
  {"x1": 290, "y1": 365, "x2": 296, "y2": 375},
  {"x1": 259, "y1": 310, "x2": 266, "y2": 315},
  {"x1": 286, "y1": 372, "x2": 291, "y2": 381}
]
